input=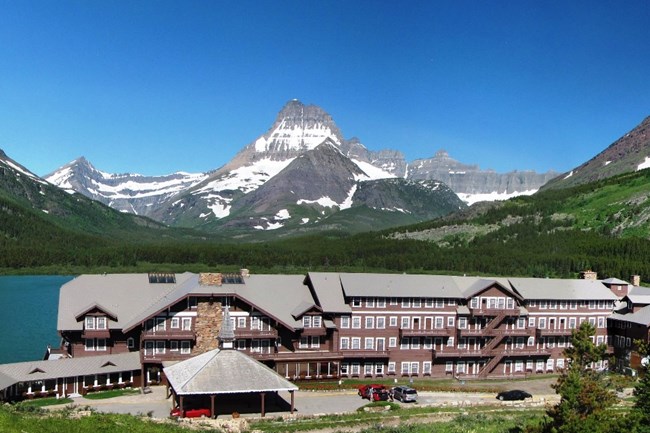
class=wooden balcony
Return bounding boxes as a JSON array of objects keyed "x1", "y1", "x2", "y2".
[
  {"x1": 536, "y1": 328, "x2": 573, "y2": 337},
  {"x1": 500, "y1": 348, "x2": 551, "y2": 357},
  {"x1": 341, "y1": 349, "x2": 391, "y2": 359},
  {"x1": 250, "y1": 350, "x2": 344, "y2": 362},
  {"x1": 142, "y1": 329, "x2": 196, "y2": 340},
  {"x1": 400, "y1": 327, "x2": 453, "y2": 337},
  {"x1": 142, "y1": 352, "x2": 192, "y2": 363},
  {"x1": 433, "y1": 349, "x2": 488, "y2": 358},
  {"x1": 234, "y1": 328, "x2": 279, "y2": 339},
  {"x1": 470, "y1": 308, "x2": 519, "y2": 317}
]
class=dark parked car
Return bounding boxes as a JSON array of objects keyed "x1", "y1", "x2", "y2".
[
  {"x1": 170, "y1": 407, "x2": 211, "y2": 418},
  {"x1": 496, "y1": 390, "x2": 532, "y2": 401},
  {"x1": 392, "y1": 385, "x2": 418, "y2": 402}
]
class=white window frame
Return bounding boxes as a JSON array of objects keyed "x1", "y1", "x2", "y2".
[
  {"x1": 376, "y1": 316, "x2": 386, "y2": 329},
  {"x1": 181, "y1": 341, "x2": 191, "y2": 354},
  {"x1": 340, "y1": 337, "x2": 350, "y2": 350},
  {"x1": 365, "y1": 316, "x2": 375, "y2": 329},
  {"x1": 341, "y1": 316, "x2": 350, "y2": 328},
  {"x1": 170, "y1": 341, "x2": 179, "y2": 352},
  {"x1": 170, "y1": 317, "x2": 180, "y2": 329},
  {"x1": 352, "y1": 317, "x2": 361, "y2": 329},
  {"x1": 389, "y1": 337, "x2": 397, "y2": 348}
]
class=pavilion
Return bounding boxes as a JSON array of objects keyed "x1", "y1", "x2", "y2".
[{"x1": 163, "y1": 308, "x2": 298, "y2": 418}]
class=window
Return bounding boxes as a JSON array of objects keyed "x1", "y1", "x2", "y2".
[
  {"x1": 340, "y1": 337, "x2": 350, "y2": 350},
  {"x1": 458, "y1": 317, "x2": 467, "y2": 329},
  {"x1": 299, "y1": 337, "x2": 309, "y2": 349},
  {"x1": 251, "y1": 316, "x2": 260, "y2": 330},
  {"x1": 170, "y1": 317, "x2": 180, "y2": 329},
  {"x1": 155, "y1": 341, "x2": 165, "y2": 354},
  {"x1": 366, "y1": 298, "x2": 375, "y2": 308},
  {"x1": 364, "y1": 363, "x2": 373, "y2": 376},
  {"x1": 447, "y1": 337, "x2": 455, "y2": 347},
  {"x1": 412, "y1": 298, "x2": 421, "y2": 308},
  {"x1": 425, "y1": 299, "x2": 434, "y2": 308},
  {"x1": 470, "y1": 298, "x2": 479, "y2": 308},
  {"x1": 569, "y1": 317, "x2": 577, "y2": 329},
  {"x1": 560, "y1": 301, "x2": 568, "y2": 310},
  {"x1": 237, "y1": 340, "x2": 246, "y2": 350},
  {"x1": 411, "y1": 337, "x2": 420, "y2": 349},
  {"x1": 182, "y1": 318, "x2": 192, "y2": 331},
  {"x1": 389, "y1": 298, "x2": 398, "y2": 306},
  {"x1": 340, "y1": 363, "x2": 349, "y2": 375},
  {"x1": 447, "y1": 299, "x2": 456, "y2": 306},
  {"x1": 458, "y1": 338, "x2": 466, "y2": 349},
  {"x1": 365, "y1": 317, "x2": 375, "y2": 329},
  {"x1": 400, "y1": 338, "x2": 409, "y2": 350},
  {"x1": 401, "y1": 317, "x2": 410, "y2": 329},
  {"x1": 549, "y1": 301, "x2": 557, "y2": 309},
  {"x1": 376, "y1": 298, "x2": 386, "y2": 308},
  {"x1": 570, "y1": 301, "x2": 577, "y2": 310},
  {"x1": 341, "y1": 316, "x2": 350, "y2": 328},
  {"x1": 352, "y1": 298, "x2": 361, "y2": 307},
  {"x1": 506, "y1": 298, "x2": 514, "y2": 309},
  {"x1": 311, "y1": 336, "x2": 320, "y2": 348},
  {"x1": 435, "y1": 317, "x2": 444, "y2": 328},
  {"x1": 237, "y1": 317, "x2": 246, "y2": 328},
  {"x1": 351, "y1": 363, "x2": 360, "y2": 376},
  {"x1": 155, "y1": 317, "x2": 166, "y2": 331},
  {"x1": 546, "y1": 359, "x2": 554, "y2": 371},
  {"x1": 556, "y1": 359, "x2": 565, "y2": 369},
  {"x1": 423, "y1": 361, "x2": 432, "y2": 375},
  {"x1": 540, "y1": 301, "x2": 548, "y2": 310},
  {"x1": 96, "y1": 339, "x2": 107, "y2": 351},
  {"x1": 424, "y1": 337, "x2": 433, "y2": 349},
  {"x1": 446, "y1": 361, "x2": 453, "y2": 373},
  {"x1": 410, "y1": 362, "x2": 419, "y2": 375},
  {"x1": 389, "y1": 337, "x2": 397, "y2": 348},
  {"x1": 589, "y1": 301, "x2": 596, "y2": 310},
  {"x1": 388, "y1": 362, "x2": 396, "y2": 373},
  {"x1": 517, "y1": 317, "x2": 526, "y2": 328},
  {"x1": 351, "y1": 337, "x2": 361, "y2": 350},
  {"x1": 435, "y1": 298, "x2": 444, "y2": 308},
  {"x1": 85, "y1": 316, "x2": 95, "y2": 330},
  {"x1": 85, "y1": 339, "x2": 95, "y2": 351},
  {"x1": 401, "y1": 298, "x2": 411, "y2": 308},
  {"x1": 352, "y1": 317, "x2": 361, "y2": 329},
  {"x1": 526, "y1": 360, "x2": 534, "y2": 371},
  {"x1": 597, "y1": 317, "x2": 605, "y2": 328},
  {"x1": 127, "y1": 337, "x2": 134, "y2": 349},
  {"x1": 181, "y1": 341, "x2": 191, "y2": 354},
  {"x1": 456, "y1": 361, "x2": 465, "y2": 373},
  {"x1": 447, "y1": 316, "x2": 455, "y2": 327},
  {"x1": 187, "y1": 297, "x2": 197, "y2": 309},
  {"x1": 389, "y1": 316, "x2": 398, "y2": 327},
  {"x1": 170, "y1": 341, "x2": 179, "y2": 351},
  {"x1": 96, "y1": 316, "x2": 107, "y2": 330},
  {"x1": 375, "y1": 363, "x2": 384, "y2": 375},
  {"x1": 364, "y1": 338, "x2": 374, "y2": 350},
  {"x1": 303, "y1": 316, "x2": 312, "y2": 328},
  {"x1": 527, "y1": 336, "x2": 535, "y2": 346},
  {"x1": 536, "y1": 360, "x2": 545, "y2": 372},
  {"x1": 516, "y1": 337, "x2": 524, "y2": 349},
  {"x1": 376, "y1": 317, "x2": 386, "y2": 329},
  {"x1": 401, "y1": 362, "x2": 410, "y2": 375},
  {"x1": 539, "y1": 318, "x2": 547, "y2": 329},
  {"x1": 515, "y1": 360, "x2": 523, "y2": 372}
]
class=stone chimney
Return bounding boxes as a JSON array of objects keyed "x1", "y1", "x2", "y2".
[
  {"x1": 631, "y1": 275, "x2": 641, "y2": 286},
  {"x1": 579, "y1": 270, "x2": 598, "y2": 280},
  {"x1": 199, "y1": 273, "x2": 222, "y2": 286}
]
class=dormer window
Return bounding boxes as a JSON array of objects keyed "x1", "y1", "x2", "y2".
[
  {"x1": 303, "y1": 316, "x2": 312, "y2": 327},
  {"x1": 96, "y1": 316, "x2": 107, "y2": 330},
  {"x1": 313, "y1": 316, "x2": 322, "y2": 327},
  {"x1": 85, "y1": 316, "x2": 95, "y2": 330},
  {"x1": 85, "y1": 315, "x2": 108, "y2": 330}
]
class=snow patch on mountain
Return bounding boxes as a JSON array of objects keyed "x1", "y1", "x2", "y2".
[
  {"x1": 457, "y1": 189, "x2": 538, "y2": 205},
  {"x1": 297, "y1": 197, "x2": 339, "y2": 208},
  {"x1": 340, "y1": 185, "x2": 357, "y2": 210},
  {"x1": 255, "y1": 119, "x2": 341, "y2": 153},
  {"x1": 195, "y1": 158, "x2": 294, "y2": 195},
  {"x1": 352, "y1": 159, "x2": 396, "y2": 181},
  {"x1": 637, "y1": 157, "x2": 650, "y2": 171}
]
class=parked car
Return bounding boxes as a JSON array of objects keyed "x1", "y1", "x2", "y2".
[
  {"x1": 496, "y1": 390, "x2": 532, "y2": 401},
  {"x1": 358, "y1": 384, "x2": 389, "y2": 401},
  {"x1": 392, "y1": 385, "x2": 418, "y2": 402},
  {"x1": 170, "y1": 407, "x2": 211, "y2": 418}
]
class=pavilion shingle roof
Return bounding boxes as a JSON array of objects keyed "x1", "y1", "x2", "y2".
[{"x1": 163, "y1": 349, "x2": 298, "y2": 395}]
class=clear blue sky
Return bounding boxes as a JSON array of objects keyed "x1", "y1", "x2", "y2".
[{"x1": 1, "y1": 0, "x2": 648, "y2": 176}]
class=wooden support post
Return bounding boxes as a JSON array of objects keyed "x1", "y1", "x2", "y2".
[
  {"x1": 210, "y1": 395, "x2": 215, "y2": 419},
  {"x1": 290, "y1": 390, "x2": 295, "y2": 414},
  {"x1": 180, "y1": 395, "x2": 185, "y2": 418},
  {"x1": 261, "y1": 392, "x2": 266, "y2": 417}
]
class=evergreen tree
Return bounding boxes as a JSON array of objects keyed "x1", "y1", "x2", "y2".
[
  {"x1": 629, "y1": 341, "x2": 650, "y2": 433},
  {"x1": 531, "y1": 321, "x2": 618, "y2": 433}
]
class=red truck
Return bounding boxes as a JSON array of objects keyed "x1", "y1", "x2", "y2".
[{"x1": 358, "y1": 384, "x2": 390, "y2": 401}]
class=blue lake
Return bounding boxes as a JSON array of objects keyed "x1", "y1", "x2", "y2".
[{"x1": 0, "y1": 275, "x2": 74, "y2": 364}]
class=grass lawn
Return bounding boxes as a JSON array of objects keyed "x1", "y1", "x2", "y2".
[
  {"x1": 17, "y1": 397, "x2": 74, "y2": 407},
  {"x1": 83, "y1": 388, "x2": 141, "y2": 400}
]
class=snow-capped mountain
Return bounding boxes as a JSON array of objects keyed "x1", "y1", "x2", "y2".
[
  {"x1": 45, "y1": 99, "x2": 555, "y2": 233},
  {"x1": 46, "y1": 157, "x2": 208, "y2": 217}
]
